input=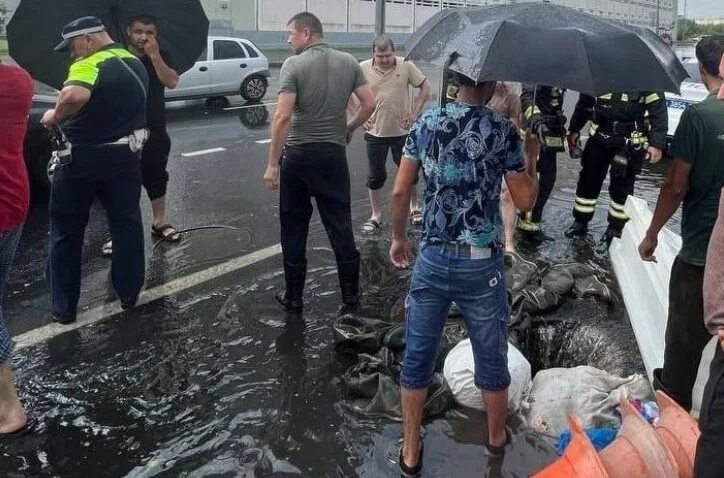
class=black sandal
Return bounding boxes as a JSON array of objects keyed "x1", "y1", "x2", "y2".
[
  {"x1": 398, "y1": 437, "x2": 424, "y2": 478},
  {"x1": 362, "y1": 219, "x2": 381, "y2": 234},
  {"x1": 151, "y1": 223, "x2": 181, "y2": 242},
  {"x1": 484, "y1": 426, "x2": 512, "y2": 457}
]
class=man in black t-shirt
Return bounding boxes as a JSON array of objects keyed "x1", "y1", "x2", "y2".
[{"x1": 103, "y1": 14, "x2": 180, "y2": 256}]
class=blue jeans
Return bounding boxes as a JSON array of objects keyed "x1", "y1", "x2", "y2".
[
  {"x1": 401, "y1": 242, "x2": 510, "y2": 391},
  {"x1": 0, "y1": 225, "x2": 23, "y2": 364}
]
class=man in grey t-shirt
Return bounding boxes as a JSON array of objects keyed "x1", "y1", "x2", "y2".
[{"x1": 264, "y1": 12, "x2": 374, "y2": 315}]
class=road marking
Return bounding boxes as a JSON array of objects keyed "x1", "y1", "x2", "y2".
[
  {"x1": 255, "y1": 139, "x2": 272, "y2": 144},
  {"x1": 181, "y1": 147, "x2": 227, "y2": 158},
  {"x1": 223, "y1": 101, "x2": 278, "y2": 111},
  {"x1": 14, "y1": 243, "x2": 283, "y2": 350}
]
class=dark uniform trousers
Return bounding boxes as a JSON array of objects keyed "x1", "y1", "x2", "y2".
[
  {"x1": 573, "y1": 134, "x2": 644, "y2": 232},
  {"x1": 49, "y1": 144, "x2": 145, "y2": 319},
  {"x1": 279, "y1": 142, "x2": 359, "y2": 286},
  {"x1": 531, "y1": 148, "x2": 558, "y2": 223}
]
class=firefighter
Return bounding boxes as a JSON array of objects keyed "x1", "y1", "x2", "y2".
[
  {"x1": 566, "y1": 91, "x2": 668, "y2": 242},
  {"x1": 518, "y1": 84, "x2": 567, "y2": 232}
]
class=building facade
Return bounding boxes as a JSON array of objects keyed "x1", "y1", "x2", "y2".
[{"x1": 199, "y1": 0, "x2": 677, "y2": 43}]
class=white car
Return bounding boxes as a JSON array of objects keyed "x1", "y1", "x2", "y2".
[
  {"x1": 166, "y1": 36, "x2": 270, "y2": 103},
  {"x1": 664, "y1": 58, "x2": 709, "y2": 142}
]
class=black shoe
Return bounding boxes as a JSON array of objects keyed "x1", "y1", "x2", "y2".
[
  {"x1": 121, "y1": 297, "x2": 138, "y2": 310},
  {"x1": 565, "y1": 221, "x2": 588, "y2": 237},
  {"x1": 602, "y1": 226, "x2": 623, "y2": 245},
  {"x1": 398, "y1": 439, "x2": 424, "y2": 478},
  {"x1": 50, "y1": 315, "x2": 76, "y2": 325},
  {"x1": 275, "y1": 290, "x2": 303, "y2": 315}
]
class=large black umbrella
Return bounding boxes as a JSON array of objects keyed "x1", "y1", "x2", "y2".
[
  {"x1": 405, "y1": 3, "x2": 688, "y2": 95},
  {"x1": 7, "y1": 0, "x2": 208, "y2": 90}
]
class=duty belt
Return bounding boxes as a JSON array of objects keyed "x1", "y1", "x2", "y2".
[{"x1": 595, "y1": 119, "x2": 640, "y2": 136}]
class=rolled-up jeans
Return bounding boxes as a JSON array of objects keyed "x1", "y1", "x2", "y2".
[
  {"x1": 401, "y1": 242, "x2": 511, "y2": 391},
  {"x1": 0, "y1": 225, "x2": 23, "y2": 365}
]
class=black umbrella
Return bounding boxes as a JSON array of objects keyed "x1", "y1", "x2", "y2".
[
  {"x1": 7, "y1": 0, "x2": 209, "y2": 90},
  {"x1": 405, "y1": 3, "x2": 688, "y2": 95}
]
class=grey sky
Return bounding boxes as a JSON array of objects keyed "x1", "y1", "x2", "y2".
[{"x1": 680, "y1": 0, "x2": 724, "y2": 19}]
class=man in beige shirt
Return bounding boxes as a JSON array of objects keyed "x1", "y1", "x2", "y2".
[{"x1": 352, "y1": 37, "x2": 431, "y2": 233}]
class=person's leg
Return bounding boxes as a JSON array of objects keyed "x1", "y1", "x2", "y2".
[
  {"x1": 142, "y1": 131, "x2": 177, "y2": 240},
  {"x1": 365, "y1": 134, "x2": 389, "y2": 229},
  {"x1": 312, "y1": 145, "x2": 360, "y2": 307},
  {"x1": 500, "y1": 184, "x2": 517, "y2": 252},
  {"x1": 390, "y1": 136, "x2": 421, "y2": 218},
  {"x1": 605, "y1": 148, "x2": 643, "y2": 240},
  {"x1": 656, "y1": 256, "x2": 711, "y2": 411},
  {"x1": 48, "y1": 162, "x2": 95, "y2": 321},
  {"x1": 278, "y1": 146, "x2": 314, "y2": 311},
  {"x1": 570, "y1": 138, "x2": 613, "y2": 232},
  {"x1": 531, "y1": 149, "x2": 557, "y2": 224},
  {"x1": 400, "y1": 245, "x2": 451, "y2": 471},
  {"x1": 694, "y1": 343, "x2": 724, "y2": 478},
  {"x1": 0, "y1": 226, "x2": 26, "y2": 433},
  {"x1": 96, "y1": 150, "x2": 145, "y2": 307},
  {"x1": 454, "y1": 251, "x2": 511, "y2": 449}
]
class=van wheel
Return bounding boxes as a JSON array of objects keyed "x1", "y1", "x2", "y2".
[{"x1": 240, "y1": 76, "x2": 267, "y2": 102}]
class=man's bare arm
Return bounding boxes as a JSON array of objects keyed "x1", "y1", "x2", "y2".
[
  {"x1": 263, "y1": 92, "x2": 296, "y2": 189},
  {"x1": 411, "y1": 80, "x2": 431, "y2": 117},
  {"x1": 150, "y1": 53, "x2": 179, "y2": 89},
  {"x1": 347, "y1": 84, "x2": 375, "y2": 132}
]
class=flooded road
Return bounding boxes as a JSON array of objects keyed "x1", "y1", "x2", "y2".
[{"x1": 2, "y1": 71, "x2": 678, "y2": 476}]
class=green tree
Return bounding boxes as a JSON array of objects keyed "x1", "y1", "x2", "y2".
[{"x1": 677, "y1": 18, "x2": 724, "y2": 41}]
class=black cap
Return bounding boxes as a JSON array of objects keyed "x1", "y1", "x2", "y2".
[{"x1": 54, "y1": 16, "x2": 106, "y2": 52}]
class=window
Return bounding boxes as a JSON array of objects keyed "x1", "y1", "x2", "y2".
[
  {"x1": 213, "y1": 40, "x2": 247, "y2": 60},
  {"x1": 241, "y1": 41, "x2": 260, "y2": 58}
]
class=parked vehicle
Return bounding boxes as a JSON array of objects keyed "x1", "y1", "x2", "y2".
[
  {"x1": 25, "y1": 86, "x2": 56, "y2": 197},
  {"x1": 166, "y1": 36, "x2": 270, "y2": 103},
  {"x1": 664, "y1": 58, "x2": 708, "y2": 144}
]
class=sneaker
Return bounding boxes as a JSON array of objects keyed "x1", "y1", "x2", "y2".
[
  {"x1": 565, "y1": 221, "x2": 588, "y2": 237},
  {"x1": 50, "y1": 315, "x2": 76, "y2": 325},
  {"x1": 517, "y1": 217, "x2": 541, "y2": 233}
]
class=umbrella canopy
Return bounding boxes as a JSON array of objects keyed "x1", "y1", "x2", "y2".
[
  {"x1": 7, "y1": 0, "x2": 209, "y2": 90},
  {"x1": 405, "y1": 3, "x2": 688, "y2": 95}
]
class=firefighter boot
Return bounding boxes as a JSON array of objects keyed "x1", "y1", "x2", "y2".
[
  {"x1": 275, "y1": 261, "x2": 307, "y2": 315},
  {"x1": 337, "y1": 255, "x2": 360, "y2": 316},
  {"x1": 565, "y1": 220, "x2": 589, "y2": 237}
]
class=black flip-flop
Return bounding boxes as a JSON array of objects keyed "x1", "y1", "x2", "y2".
[
  {"x1": 151, "y1": 224, "x2": 181, "y2": 242},
  {"x1": 410, "y1": 210, "x2": 423, "y2": 226},
  {"x1": 485, "y1": 426, "x2": 512, "y2": 457},
  {"x1": 362, "y1": 219, "x2": 381, "y2": 234},
  {"x1": 397, "y1": 437, "x2": 424, "y2": 478}
]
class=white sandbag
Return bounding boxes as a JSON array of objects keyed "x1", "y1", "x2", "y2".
[
  {"x1": 443, "y1": 339, "x2": 531, "y2": 412},
  {"x1": 523, "y1": 365, "x2": 653, "y2": 437}
]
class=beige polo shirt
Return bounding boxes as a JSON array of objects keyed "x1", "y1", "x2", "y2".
[{"x1": 360, "y1": 57, "x2": 426, "y2": 138}]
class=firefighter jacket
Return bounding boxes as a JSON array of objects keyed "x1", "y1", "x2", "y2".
[
  {"x1": 520, "y1": 84, "x2": 567, "y2": 132},
  {"x1": 568, "y1": 92, "x2": 668, "y2": 150}
]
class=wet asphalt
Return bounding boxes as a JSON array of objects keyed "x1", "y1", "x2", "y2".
[{"x1": 2, "y1": 67, "x2": 678, "y2": 476}]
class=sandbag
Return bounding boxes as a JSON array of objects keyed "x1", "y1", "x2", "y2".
[
  {"x1": 523, "y1": 365, "x2": 653, "y2": 436},
  {"x1": 443, "y1": 339, "x2": 532, "y2": 412}
]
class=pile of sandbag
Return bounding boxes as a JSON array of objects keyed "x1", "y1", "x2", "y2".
[{"x1": 521, "y1": 365, "x2": 653, "y2": 436}]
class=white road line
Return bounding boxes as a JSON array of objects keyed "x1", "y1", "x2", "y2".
[
  {"x1": 223, "y1": 102, "x2": 278, "y2": 111},
  {"x1": 181, "y1": 147, "x2": 227, "y2": 158},
  {"x1": 255, "y1": 139, "x2": 272, "y2": 144},
  {"x1": 14, "y1": 243, "x2": 283, "y2": 350}
]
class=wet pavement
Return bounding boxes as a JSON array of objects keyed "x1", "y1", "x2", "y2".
[{"x1": 3, "y1": 69, "x2": 679, "y2": 476}]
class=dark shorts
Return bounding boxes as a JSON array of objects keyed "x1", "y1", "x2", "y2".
[
  {"x1": 694, "y1": 342, "x2": 724, "y2": 478},
  {"x1": 141, "y1": 129, "x2": 171, "y2": 201},
  {"x1": 364, "y1": 133, "x2": 414, "y2": 190}
]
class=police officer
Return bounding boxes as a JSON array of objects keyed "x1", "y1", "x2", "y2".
[
  {"x1": 566, "y1": 91, "x2": 668, "y2": 242},
  {"x1": 41, "y1": 17, "x2": 149, "y2": 323},
  {"x1": 519, "y1": 84, "x2": 567, "y2": 232}
]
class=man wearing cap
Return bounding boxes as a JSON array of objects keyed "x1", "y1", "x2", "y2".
[{"x1": 41, "y1": 16, "x2": 149, "y2": 323}]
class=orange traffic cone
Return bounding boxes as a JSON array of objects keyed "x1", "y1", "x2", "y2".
[
  {"x1": 599, "y1": 398, "x2": 679, "y2": 478},
  {"x1": 533, "y1": 416, "x2": 609, "y2": 478},
  {"x1": 655, "y1": 390, "x2": 701, "y2": 478}
]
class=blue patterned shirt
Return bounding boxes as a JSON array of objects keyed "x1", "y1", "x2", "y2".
[{"x1": 403, "y1": 101, "x2": 525, "y2": 247}]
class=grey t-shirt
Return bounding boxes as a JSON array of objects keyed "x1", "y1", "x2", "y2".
[{"x1": 279, "y1": 43, "x2": 367, "y2": 146}]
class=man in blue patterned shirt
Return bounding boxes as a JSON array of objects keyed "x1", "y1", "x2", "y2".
[{"x1": 389, "y1": 73, "x2": 538, "y2": 476}]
